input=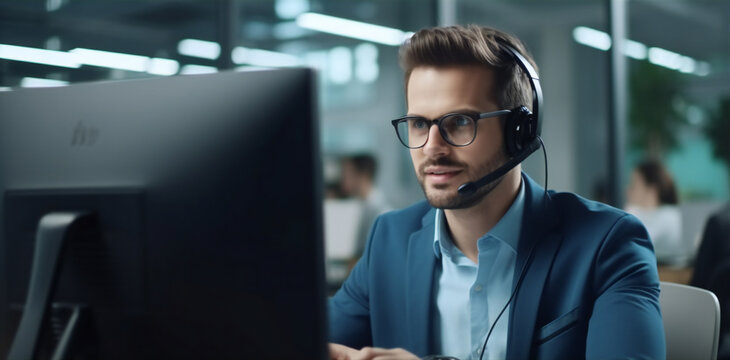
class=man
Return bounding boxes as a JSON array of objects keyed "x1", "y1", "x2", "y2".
[{"x1": 328, "y1": 25, "x2": 665, "y2": 360}]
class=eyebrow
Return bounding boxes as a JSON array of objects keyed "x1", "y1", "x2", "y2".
[{"x1": 406, "y1": 108, "x2": 481, "y2": 118}]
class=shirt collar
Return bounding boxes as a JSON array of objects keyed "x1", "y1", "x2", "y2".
[{"x1": 433, "y1": 179, "x2": 525, "y2": 259}]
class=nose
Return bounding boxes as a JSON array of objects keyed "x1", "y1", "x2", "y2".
[{"x1": 421, "y1": 124, "x2": 450, "y2": 158}]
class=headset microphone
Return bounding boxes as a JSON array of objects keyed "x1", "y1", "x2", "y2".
[{"x1": 457, "y1": 137, "x2": 540, "y2": 195}]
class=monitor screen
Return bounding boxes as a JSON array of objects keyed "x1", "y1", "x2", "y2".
[{"x1": 0, "y1": 68, "x2": 327, "y2": 359}]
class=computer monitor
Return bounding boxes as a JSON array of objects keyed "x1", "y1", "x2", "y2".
[{"x1": 0, "y1": 68, "x2": 327, "y2": 359}]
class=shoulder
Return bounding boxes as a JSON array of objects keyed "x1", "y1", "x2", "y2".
[
  {"x1": 544, "y1": 191, "x2": 651, "y2": 258},
  {"x1": 522, "y1": 174, "x2": 639, "y2": 235},
  {"x1": 548, "y1": 190, "x2": 637, "y2": 229},
  {"x1": 374, "y1": 200, "x2": 433, "y2": 230},
  {"x1": 701, "y1": 203, "x2": 730, "y2": 246},
  {"x1": 542, "y1": 191, "x2": 660, "y2": 305},
  {"x1": 360, "y1": 200, "x2": 434, "y2": 260},
  {"x1": 710, "y1": 203, "x2": 730, "y2": 227}
]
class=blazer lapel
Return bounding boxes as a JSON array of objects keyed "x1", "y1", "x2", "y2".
[
  {"x1": 405, "y1": 208, "x2": 438, "y2": 356},
  {"x1": 507, "y1": 174, "x2": 563, "y2": 359}
]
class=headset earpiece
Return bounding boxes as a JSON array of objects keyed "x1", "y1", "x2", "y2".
[{"x1": 505, "y1": 105, "x2": 533, "y2": 157}]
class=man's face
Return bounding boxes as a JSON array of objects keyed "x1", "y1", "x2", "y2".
[{"x1": 406, "y1": 65, "x2": 509, "y2": 209}]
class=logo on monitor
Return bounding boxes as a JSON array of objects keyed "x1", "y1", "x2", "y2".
[{"x1": 71, "y1": 121, "x2": 99, "y2": 146}]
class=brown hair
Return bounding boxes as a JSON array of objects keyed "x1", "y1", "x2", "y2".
[
  {"x1": 343, "y1": 153, "x2": 377, "y2": 180},
  {"x1": 398, "y1": 25, "x2": 537, "y2": 111},
  {"x1": 636, "y1": 159, "x2": 679, "y2": 205}
]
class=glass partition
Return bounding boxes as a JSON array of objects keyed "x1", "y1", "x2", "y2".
[{"x1": 624, "y1": 0, "x2": 729, "y2": 273}]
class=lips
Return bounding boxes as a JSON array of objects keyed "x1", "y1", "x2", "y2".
[{"x1": 424, "y1": 166, "x2": 462, "y2": 184}]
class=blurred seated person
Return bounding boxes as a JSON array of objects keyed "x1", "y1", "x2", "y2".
[
  {"x1": 691, "y1": 203, "x2": 730, "y2": 359},
  {"x1": 692, "y1": 202, "x2": 730, "y2": 288},
  {"x1": 625, "y1": 159, "x2": 685, "y2": 266},
  {"x1": 325, "y1": 181, "x2": 344, "y2": 199},
  {"x1": 340, "y1": 154, "x2": 392, "y2": 258}
]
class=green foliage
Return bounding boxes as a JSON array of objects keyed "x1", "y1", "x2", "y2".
[
  {"x1": 628, "y1": 61, "x2": 686, "y2": 156},
  {"x1": 706, "y1": 97, "x2": 730, "y2": 173}
]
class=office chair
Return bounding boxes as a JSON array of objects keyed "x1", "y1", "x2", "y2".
[
  {"x1": 660, "y1": 281, "x2": 721, "y2": 360},
  {"x1": 711, "y1": 263, "x2": 730, "y2": 360}
]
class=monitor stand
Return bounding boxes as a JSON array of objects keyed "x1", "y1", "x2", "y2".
[{"x1": 7, "y1": 212, "x2": 97, "y2": 360}]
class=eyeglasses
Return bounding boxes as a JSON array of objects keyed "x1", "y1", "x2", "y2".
[{"x1": 390, "y1": 110, "x2": 511, "y2": 149}]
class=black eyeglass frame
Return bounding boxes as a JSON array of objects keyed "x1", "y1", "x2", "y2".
[{"x1": 390, "y1": 109, "x2": 512, "y2": 149}]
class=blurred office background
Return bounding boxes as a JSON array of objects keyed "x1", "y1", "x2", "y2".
[{"x1": 1, "y1": 0, "x2": 729, "y2": 280}]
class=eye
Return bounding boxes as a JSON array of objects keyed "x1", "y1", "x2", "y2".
[
  {"x1": 454, "y1": 115, "x2": 471, "y2": 127},
  {"x1": 443, "y1": 114, "x2": 473, "y2": 129},
  {"x1": 410, "y1": 118, "x2": 429, "y2": 129}
]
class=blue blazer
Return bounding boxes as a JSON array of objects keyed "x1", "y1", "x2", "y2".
[{"x1": 329, "y1": 174, "x2": 665, "y2": 359}]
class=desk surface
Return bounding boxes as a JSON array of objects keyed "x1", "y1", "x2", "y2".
[{"x1": 658, "y1": 266, "x2": 693, "y2": 285}]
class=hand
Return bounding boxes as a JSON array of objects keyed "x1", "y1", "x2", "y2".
[
  {"x1": 329, "y1": 343, "x2": 359, "y2": 360},
  {"x1": 329, "y1": 343, "x2": 419, "y2": 360}
]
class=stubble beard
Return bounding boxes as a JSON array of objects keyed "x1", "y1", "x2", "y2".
[{"x1": 418, "y1": 149, "x2": 510, "y2": 210}]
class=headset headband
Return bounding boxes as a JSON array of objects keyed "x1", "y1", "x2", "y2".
[{"x1": 503, "y1": 45, "x2": 543, "y2": 135}]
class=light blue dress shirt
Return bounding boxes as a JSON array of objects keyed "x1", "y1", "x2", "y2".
[{"x1": 433, "y1": 181, "x2": 525, "y2": 360}]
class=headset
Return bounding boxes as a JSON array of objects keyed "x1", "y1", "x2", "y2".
[
  {"x1": 457, "y1": 43, "x2": 544, "y2": 196},
  {"x1": 476, "y1": 44, "x2": 548, "y2": 360},
  {"x1": 423, "y1": 41, "x2": 550, "y2": 360},
  {"x1": 503, "y1": 45, "x2": 542, "y2": 157}
]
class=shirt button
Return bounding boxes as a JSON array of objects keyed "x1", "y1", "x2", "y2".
[{"x1": 474, "y1": 284, "x2": 483, "y2": 292}]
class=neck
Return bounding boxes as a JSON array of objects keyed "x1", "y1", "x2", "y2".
[{"x1": 444, "y1": 168, "x2": 521, "y2": 263}]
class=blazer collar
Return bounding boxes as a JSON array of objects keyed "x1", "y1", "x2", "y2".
[
  {"x1": 405, "y1": 207, "x2": 438, "y2": 355},
  {"x1": 506, "y1": 173, "x2": 562, "y2": 359},
  {"x1": 404, "y1": 173, "x2": 560, "y2": 357}
]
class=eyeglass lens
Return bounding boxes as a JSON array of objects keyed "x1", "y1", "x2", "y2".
[{"x1": 396, "y1": 114, "x2": 475, "y2": 148}]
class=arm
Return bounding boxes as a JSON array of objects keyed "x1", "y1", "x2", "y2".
[{"x1": 586, "y1": 214, "x2": 666, "y2": 359}]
